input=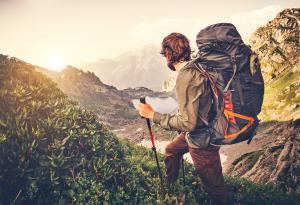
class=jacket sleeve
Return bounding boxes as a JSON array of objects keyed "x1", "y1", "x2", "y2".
[{"x1": 153, "y1": 68, "x2": 206, "y2": 132}]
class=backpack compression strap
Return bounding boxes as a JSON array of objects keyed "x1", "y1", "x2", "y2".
[
  {"x1": 224, "y1": 56, "x2": 238, "y2": 92},
  {"x1": 223, "y1": 110, "x2": 255, "y2": 139}
]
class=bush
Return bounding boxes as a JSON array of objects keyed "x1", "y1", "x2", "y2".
[{"x1": 0, "y1": 56, "x2": 147, "y2": 204}]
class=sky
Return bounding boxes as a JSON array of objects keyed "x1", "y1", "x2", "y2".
[{"x1": 0, "y1": 0, "x2": 299, "y2": 71}]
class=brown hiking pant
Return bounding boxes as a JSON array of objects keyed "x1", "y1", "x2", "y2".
[{"x1": 165, "y1": 133, "x2": 230, "y2": 205}]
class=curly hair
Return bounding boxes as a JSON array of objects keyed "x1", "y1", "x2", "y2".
[{"x1": 160, "y1": 33, "x2": 192, "y2": 70}]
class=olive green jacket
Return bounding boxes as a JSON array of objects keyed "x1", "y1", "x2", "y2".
[{"x1": 153, "y1": 63, "x2": 212, "y2": 147}]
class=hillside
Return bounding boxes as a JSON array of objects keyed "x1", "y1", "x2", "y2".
[
  {"x1": 38, "y1": 65, "x2": 136, "y2": 128},
  {"x1": 1, "y1": 54, "x2": 299, "y2": 204},
  {"x1": 37, "y1": 66, "x2": 172, "y2": 142},
  {"x1": 83, "y1": 44, "x2": 173, "y2": 91}
]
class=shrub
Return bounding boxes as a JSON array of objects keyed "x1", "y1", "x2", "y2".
[{"x1": 0, "y1": 56, "x2": 146, "y2": 204}]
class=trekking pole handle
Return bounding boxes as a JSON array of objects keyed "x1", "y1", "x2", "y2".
[
  {"x1": 140, "y1": 97, "x2": 156, "y2": 149},
  {"x1": 140, "y1": 97, "x2": 146, "y2": 104},
  {"x1": 139, "y1": 97, "x2": 151, "y2": 127}
]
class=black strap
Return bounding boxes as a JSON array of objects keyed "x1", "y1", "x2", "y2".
[
  {"x1": 224, "y1": 56, "x2": 237, "y2": 91},
  {"x1": 235, "y1": 78, "x2": 245, "y2": 106}
]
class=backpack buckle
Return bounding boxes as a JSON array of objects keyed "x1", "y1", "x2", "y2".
[{"x1": 230, "y1": 56, "x2": 236, "y2": 63}]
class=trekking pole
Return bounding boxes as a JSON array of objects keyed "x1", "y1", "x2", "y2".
[{"x1": 140, "y1": 97, "x2": 164, "y2": 193}]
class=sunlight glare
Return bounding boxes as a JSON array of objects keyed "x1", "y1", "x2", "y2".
[{"x1": 47, "y1": 55, "x2": 66, "y2": 71}]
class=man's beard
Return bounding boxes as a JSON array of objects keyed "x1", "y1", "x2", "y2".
[{"x1": 167, "y1": 62, "x2": 176, "y2": 71}]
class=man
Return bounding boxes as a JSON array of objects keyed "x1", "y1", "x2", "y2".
[{"x1": 138, "y1": 32, "x2": 230, "y2": 205}]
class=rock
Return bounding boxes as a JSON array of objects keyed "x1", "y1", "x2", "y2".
[
  {"x1": 249, "y1": 8, "x2": 300, "y2": 81},
  {"x1": 227, "y1": 121, "x2": 300, "y2": 194}
]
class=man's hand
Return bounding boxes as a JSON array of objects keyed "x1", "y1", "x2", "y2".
[{"x1": 138, "y1": 103, "x2": 155, "y2": 119}]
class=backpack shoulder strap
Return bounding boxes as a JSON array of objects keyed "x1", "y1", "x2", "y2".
[
  {"x1": 193, "y1": 62, "x2": 220, "y2": 126},
  {"x1": 193, "y1": 62, "x2": 219, "y2": 100}
]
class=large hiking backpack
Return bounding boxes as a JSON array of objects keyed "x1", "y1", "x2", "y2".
[{"x1": 194, "y1": 23, "x2": 264, "y2": 145}]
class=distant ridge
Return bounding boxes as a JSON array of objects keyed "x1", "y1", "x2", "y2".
[{"x1": 83, "y1": 44, "x2": 172, "y2": 91}]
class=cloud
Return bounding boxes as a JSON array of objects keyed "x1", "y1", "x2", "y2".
[
  {"x1": 128, "y1": 18, "x2": 208, "y2": 52},
  {"x1": 128, "y1": 18, "x2": 192, "y2": 44},
  {"x1": 129, "y1": 4, "x2": 284, "y2": 46},
  {"x1": 225, "y1": 4, "x2": 284, "y2": 40}
]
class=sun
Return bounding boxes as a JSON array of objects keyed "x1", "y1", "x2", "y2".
[{"x1": 47, "y1": 55, "x2": 66, "y2": 71}]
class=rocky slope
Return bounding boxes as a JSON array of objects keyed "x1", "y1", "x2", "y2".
[
  {"x1": 83, "y1": 44, "x2": 172, "y2": 91},
  {"x1": 38, "y1": 66, "x2": 137, "y2": 128},
  {"x1": 226, "y1": 120, "x2": 300, "y2": 194},
  {"x1": 37, "y1": 65, "x2": 173, "y2": 142}
]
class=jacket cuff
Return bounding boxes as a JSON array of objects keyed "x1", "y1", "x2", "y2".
[{"x1": 153, "y1": 112, "x2": 162, "y2": 124}]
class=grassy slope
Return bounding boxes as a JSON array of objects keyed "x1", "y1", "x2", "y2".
[
  {"x1": 0, "y1": 55, "x2": 299, "y2": 204},
  {"x1": 260, "y1": 71, "x2": 300, "y2": 121}
]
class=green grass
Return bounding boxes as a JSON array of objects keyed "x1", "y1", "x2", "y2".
[
  {"x1": 264, "y1": 71, "x2": 299, "y2": 104},
  {"x1": 260, "y1": 71, "x2": 300, "y2": 121}
]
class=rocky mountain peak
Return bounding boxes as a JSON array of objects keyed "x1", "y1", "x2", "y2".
[
  {"x1": 59, "y1": 65, "x2": 106, "y2": 86},
  {"x1": 249, "y1": 8, "x2": 300, "y2": 82},
  {"x1": 276, "y1": 8, "x2": 300, "y2": 19}
]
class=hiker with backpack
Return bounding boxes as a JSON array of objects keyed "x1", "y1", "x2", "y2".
[{"x1": 138, "y1": 23, "x2": 264, "y2": 205}]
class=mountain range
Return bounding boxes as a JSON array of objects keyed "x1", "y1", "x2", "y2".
[{"x1": 83, "y1": 44, "x2": 173, "y2": 91}]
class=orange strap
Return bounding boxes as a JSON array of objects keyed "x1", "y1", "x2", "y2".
[{"x1": 223, "y1": 110, "x2": 255, "y2": 139}]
